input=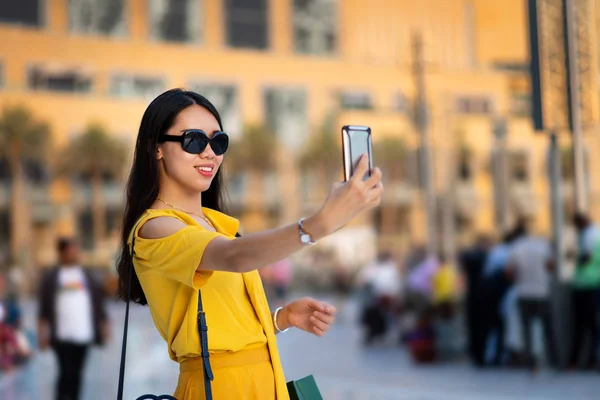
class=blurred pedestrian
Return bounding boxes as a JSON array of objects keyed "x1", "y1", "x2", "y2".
[
  {"x1": 569, "y1": 213, "x2": 600, "y2": 370},
  {"x1": 268, "y1": 258, "x2": 293, "y2": 308},
  {"x1": 432, "y1": 255, "x2": 461, "y2": 361},
  {"x1": 406, "y1": 254, "x2": 439, "y2": 313},
  {"x1": 38, "y1": 238, "x2": 110, "y2": 400},
  {"x1": 357, "y1": 251, "x2": 402, "y2": 344},
  {"x1": 505, "y1": 222, "x2": 555, "y2": 370},
  {"x1": 459, "y1": 235, "x2": 491, "y2": 366},
  {"x1": 480, "y1": 231, "x2": 518, "y2": 366}
]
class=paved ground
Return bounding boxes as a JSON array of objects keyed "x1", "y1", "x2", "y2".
[{"x1": 2, "y1": 295, "x2": 600, "y2": 400}]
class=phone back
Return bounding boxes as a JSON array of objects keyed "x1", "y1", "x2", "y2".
[{"x1": 342, "y1": 125, "x2": 373, "y2": 181}]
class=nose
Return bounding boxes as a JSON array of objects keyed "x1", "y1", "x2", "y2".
[{"x1": 200, "y1": 143, "x2": 216, "y2": 159}]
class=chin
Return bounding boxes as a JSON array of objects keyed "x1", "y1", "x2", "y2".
[{"x1": 194, "y1": 179, "x2": 214, "y2": 193}]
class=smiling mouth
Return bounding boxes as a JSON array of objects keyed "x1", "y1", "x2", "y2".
[{"x1": 195, "y1": 166, "x2": 213, "y2": 173}]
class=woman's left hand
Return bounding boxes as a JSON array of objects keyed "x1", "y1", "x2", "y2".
[{"x1": 279, "y1": 297, "x2": 337, "y2": 337}]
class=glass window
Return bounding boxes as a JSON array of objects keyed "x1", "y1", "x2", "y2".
[
  {"x1": 0, "y1": 0, "x2": 42, "y2": 27},
  {"x1": 110, "y1": 74, "x2": 164, "y2": 99},
  {"x1": 24, "y1": 159, "x2": 49, "y2": 184},
  {"x1": 28, "y1": 66, "x2": 93, "y2": 93},
  {"x1": 509, "y1": 151, "x2": 529, "y2": 182},
  {"x1": 188, "y1": 83, "x2": 241, "y2": 139},
  {"x1": 77, "y1": 209, "x2": 94, "y2": 250},
  {"x1": 148, "y1": 0, "x2": 200, "y2": 43},
  {"x1": 69, "y1": 0, "x2": 126, "y2": 36},
  {"x1": 393, "y1": 92, "x2": 410, "y2": 114},
  {"x1": 339, "y1": 91, "x2": 373, "y2": 110},
  {"x1": 225, "y1": 0, "x2": 268, "y2": 49},
  {"x1": 293, "y1": 0, "x2": 337, "y2": 55},
  {"x1": 264, "y1": 87, "x2": 307, "y2": 149},
  {"x1": 455, "y1": 96, "x2": 493, "y2": 115}
]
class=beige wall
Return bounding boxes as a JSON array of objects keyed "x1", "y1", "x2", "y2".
[{"x1": 0, "y1": 0, "x2": 598, "y2": 263}]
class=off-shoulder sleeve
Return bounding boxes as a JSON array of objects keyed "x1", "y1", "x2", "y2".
[{"x1": 133, "y1": 225, "x2": 229, "y2": 289}]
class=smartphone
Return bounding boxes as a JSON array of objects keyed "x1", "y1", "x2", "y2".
[{"x1": 341, "y1": 125, "x2": 373, "y2": 181}]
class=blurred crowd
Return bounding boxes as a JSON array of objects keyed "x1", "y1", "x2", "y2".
[
  {"x1": 353, "y1": 213, "x2": 600, "y2": 372},
  {"x1": 0, "y1": 272, "x2": 32, "y2": 373}
]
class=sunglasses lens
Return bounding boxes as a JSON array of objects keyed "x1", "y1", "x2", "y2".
[
  {"x1": 210, "y1": 133, "x2": 229, "y2": 155},
  {"x1": 183, "y1": 131, "x2": 209, "y2": 154}
]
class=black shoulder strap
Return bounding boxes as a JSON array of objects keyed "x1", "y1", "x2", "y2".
[
  {"x1": 117, "y1": 219, "x2": 144, "y2": 400},
  {"x1": 197, "y1": 289, "x2": 213, "y2": 398}
]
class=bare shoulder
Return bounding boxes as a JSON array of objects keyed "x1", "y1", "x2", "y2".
[{"x1": 138, "y1": 216, "x2": 189, "y2": 240}]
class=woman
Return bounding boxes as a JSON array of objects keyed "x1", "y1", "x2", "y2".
[{"x1": 116, "y1": 88, "x2": 383, "y2": 399}]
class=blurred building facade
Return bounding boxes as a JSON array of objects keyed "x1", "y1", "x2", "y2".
[{"x1": 0, "y1": 0, "x2": 599, "y2": 270}]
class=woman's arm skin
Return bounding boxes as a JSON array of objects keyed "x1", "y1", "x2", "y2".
[{"x1": 140, "y1": 155, "x2": 383, "y2": 273}]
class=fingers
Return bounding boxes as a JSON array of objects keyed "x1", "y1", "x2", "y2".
[
  {"x1": 364, "y1": 167, "x2": 382, "y2": 189},
  {"x1": 313, "y1": 310, "x2": 335, "y2": 325},
  {"x1": 304, "y1": 298, "x2": 337, "y2": 337},
  {"x1": 308, "y1": 298, "x2": 337, "y2": 315},
  {"x1": 365, "y1": 181, "x2": 384, "y2": 204},
  {"x1": 350, "y1": 154, "x2": 369, "y2": 182},
  {"x1": 310, "y1": 311, "x2": 335, "y2": 337},
  {"x1": 312, "y1": 326, "x2": 325, "y2": 337}
]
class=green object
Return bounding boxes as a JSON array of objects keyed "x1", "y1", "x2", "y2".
[
  {"x1": 573, "y1": 239, "x2": 600, "y2": 289},
  {"x1": 286, "y1": 375, "x2": 323, "y2": 400}
]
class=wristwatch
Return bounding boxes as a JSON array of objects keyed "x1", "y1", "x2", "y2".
[{"x1": 298, "y1": 218, "x2": 316, "y2": 245}]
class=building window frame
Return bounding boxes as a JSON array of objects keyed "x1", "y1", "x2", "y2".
[
  {"x1": 27, "y1": 64, "x2": 94, "y2": 94},
  {"x1": 508, "y1": 149, "x2": 530, "y2": 183},
  {"x1": 263, "y1": 85, "x2": 307, "y2": 150},
  {"x1": 0, "y1": 0, "x2": 47, "y2": 28},
  {"x1": 292, "y1": 0, "x2": 338, "y2": 56},
  {"x1": 187, "y1": 81, "x2": 242, "y2": 139},
  {"x1": 338, "y1": 90, "x2": 374, "y2": 111},
  {"x1": 109, "y1": 72, "x2": 166, "y2": 99},
  {"x1": 224, "y1": 0, "x2": 269, "y2": 50},
  {"x1": 148, "y1": 0, "x2": 202, "y2": 44},
  {"x1": 455, "y1": 95, "x2": 494, "y2": 115},
  {"x1": 68, "y1": 0, "x2": 128, "y2": 38}
]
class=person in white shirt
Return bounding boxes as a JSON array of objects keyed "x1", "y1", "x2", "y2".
[
  {"x1": 506, "y1": 223, "x2": 555, "y2": 370},
  {"x1": 38, "y1": 238, "x2": 109, "y2": 400},
  {"x1": 357, "y1": 251, "x2": 402, "y2": 344}
]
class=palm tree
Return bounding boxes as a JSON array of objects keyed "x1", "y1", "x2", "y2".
[
  {"x1": 225, "y1": 124, "x2": 278, "y2": 225},
  {"x1": 0, "y1": 105, "x2": 50, "y2": 266},
  {"x1": 372, "y1": 135, "x2": 406, "y2": 181},
  {"x1": 59, "y1": 122, "x2": 128, "y2": 251},
  {"x1": 226, "y1": 124, "x2": 277, "y2": 174},
  {"x1": 372, "y1": 135, "x2": 406, "y2": 238},
  {"x1": 298, "y1": 115, "x2": 341, "y2": 191}
]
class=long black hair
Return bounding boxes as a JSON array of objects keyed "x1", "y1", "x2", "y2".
[{"x1": 116, "y1": 88, "x2": 226, "y2": 305}]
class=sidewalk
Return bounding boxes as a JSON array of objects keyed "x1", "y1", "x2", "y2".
[{"x1": 1, "y1": 296, "x2": 600, "y2": 399}]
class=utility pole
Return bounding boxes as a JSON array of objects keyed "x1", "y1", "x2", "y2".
[
  {"x1": 564, "y1": 0, "x2": 588, "y2": 213},
  {"x1": 412, "y1": 31, "x2": 437, "y2": 256},
  {"x1": 492, "y1": 116, "x2": 509, "y2": 232}
]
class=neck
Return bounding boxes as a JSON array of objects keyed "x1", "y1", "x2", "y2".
[{"x1": 157, "y1": 180, "x2": 204, "y2": 215}]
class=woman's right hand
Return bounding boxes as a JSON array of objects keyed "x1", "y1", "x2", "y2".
[{"x1": 314, "y1": 154, "x2": 383, "y2": 235}]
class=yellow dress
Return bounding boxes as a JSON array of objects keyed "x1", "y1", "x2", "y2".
[{"x1": 129, "y1": 208, "x2": 289, "y2": 400}]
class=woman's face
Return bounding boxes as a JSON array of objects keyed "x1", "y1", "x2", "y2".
[{"x1": 157, "y1": 104, "x2": 223, "y2": 193}]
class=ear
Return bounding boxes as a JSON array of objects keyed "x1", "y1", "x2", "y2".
[{"x1": 156, "y1": 144, "x2": 163, "y2": 161}]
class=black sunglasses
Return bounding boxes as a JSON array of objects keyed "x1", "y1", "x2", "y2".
[{"x1": 159, "y1": 129, "x2": 229, "y2": 156}]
